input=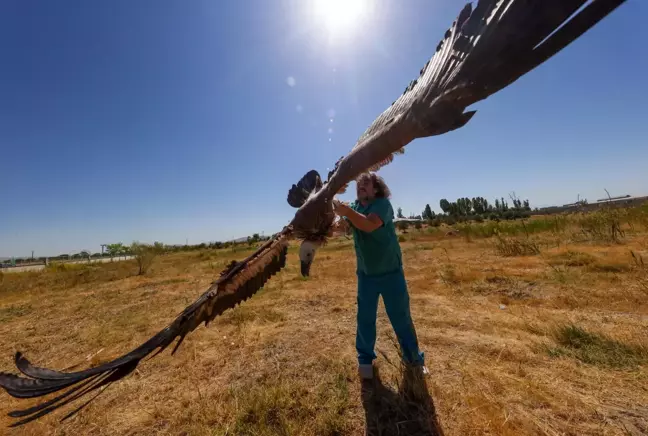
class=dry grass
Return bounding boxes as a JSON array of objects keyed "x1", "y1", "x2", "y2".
[
  {"x1": 1, "y1": 212, "x2": 648, "y2": 435},
  {"x1": 545, "y1": 324, "x2": 648, "y2": 369},
  {"x1": 493, "y1": 234, "x2": 541, "y2": 257}
]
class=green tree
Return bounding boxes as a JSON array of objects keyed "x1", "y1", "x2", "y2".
[
  {"x1": 472, "y1": 197, "x2": 490, "y2": 215},
  {"x1": 397, "y1": 207, "x2": 404, "y2": 219},
  {"x1": 422, "y1": 204, "x2": 434, "y2": 220},
  {"x1": 523, "y1": 199, "x2": 530, "y2": 211},
  {"x1": 439, "y1": 199, "x2": 451, "y2": 214},
  {"x1": 472, "y1": 197, "x2": 481, "y2": 214},
  {"x1": 106, "y1": 243, "x2": 125, "y2": 259},
  {"x1": 247, "y1": 233, "x2": 262, "y2": 246},
  {"x1": 448, "y1": 202, "x2": 459, "y2": 216}
]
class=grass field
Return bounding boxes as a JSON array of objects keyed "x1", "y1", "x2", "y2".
[{"x1": 1, "y1": 209, "x2": 648, "y2": 435}]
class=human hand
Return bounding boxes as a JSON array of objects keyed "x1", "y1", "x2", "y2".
[{"x1": 332, "y1": 199, "x2": 350, "y2": 216}]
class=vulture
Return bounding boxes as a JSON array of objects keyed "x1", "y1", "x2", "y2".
[{"x1": 0, "y1": 0, "x2": 628, "y2": 427}]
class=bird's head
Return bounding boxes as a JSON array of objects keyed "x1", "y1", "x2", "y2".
[{"x1": 299, "y1": 239, "x2": 320, "y2": 277}]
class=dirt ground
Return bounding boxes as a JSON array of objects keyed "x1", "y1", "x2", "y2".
[{"x1": 1, "y1": 220, "x2": 647, "y2": 435}]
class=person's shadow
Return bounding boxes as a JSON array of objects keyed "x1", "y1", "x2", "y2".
[{"x1": 360, "y1": 364, "x2": 445, "y2": 436}]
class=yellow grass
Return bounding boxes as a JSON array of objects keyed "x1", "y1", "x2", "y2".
[{"x1": 1, "y1": 217, "x2": 648, "y2": 435}]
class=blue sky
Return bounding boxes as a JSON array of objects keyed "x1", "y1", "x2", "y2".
[{"x1": 1, "y1": 0, "x2": 646, "y2": 257}]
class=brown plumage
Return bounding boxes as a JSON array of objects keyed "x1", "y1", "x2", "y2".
[{"x1": 0, "y1": 0, "x2": 628, "y2": 427}]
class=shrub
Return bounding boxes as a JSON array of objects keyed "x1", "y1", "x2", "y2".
[
  {"x1": 396, "y1": 221, "x2": 410, "y2": 231},
  {"x1": 131, "y1": 242, "x2": 163, "y2": 275}
]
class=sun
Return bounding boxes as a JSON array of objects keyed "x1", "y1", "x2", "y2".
[{"x1": 312, "y1": 0, "x2": 369, "y2": 35}]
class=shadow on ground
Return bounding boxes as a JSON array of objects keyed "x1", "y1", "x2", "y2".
[{"x1": 361, "y1": 365, "x2": 444, "y2": 436}]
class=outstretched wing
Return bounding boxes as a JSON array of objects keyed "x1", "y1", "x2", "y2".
[
  {"x1": 325, "y1": 0, "x2": 626, "y2": 194},
  {"x1": 0, "y1": 229, "x2": 291, "y2": 427},
  {"x1": 287, "y1": 170, "x2": 323, "y2": 208}
]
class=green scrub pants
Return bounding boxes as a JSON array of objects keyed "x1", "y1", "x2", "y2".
[{"x1": 356, "y1": 268, "x2": 425, "y2": 366}]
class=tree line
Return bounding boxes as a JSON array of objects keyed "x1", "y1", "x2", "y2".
[
  {"x1": 102, "y1": 234, "x2": 271, "y2": 257},
  {"x1": 3, "y1": 233, "x2": 273, "y2": 267},
  {"x1": 396, "y1": 194, "x2": 534, "y2": 225}
]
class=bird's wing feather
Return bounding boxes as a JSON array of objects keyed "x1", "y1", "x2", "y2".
[
  {"x1": 325, "y1": 0, "x2": 626, "y2": 194},
  {"x1": 0, "y1": 230, "x2": 291, "y2": 427}
]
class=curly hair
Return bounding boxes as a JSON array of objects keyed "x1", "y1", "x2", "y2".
[{"x1": 356, "y1": 172, "x2": 391, "y2": 199}]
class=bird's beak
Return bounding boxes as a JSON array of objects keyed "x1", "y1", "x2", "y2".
[{"x1": 300, "y1": 260, "x2": 311, "y2": 277}]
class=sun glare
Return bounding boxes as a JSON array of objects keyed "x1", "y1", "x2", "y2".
[{"x1": 313, "y1": 0, "x2": 368, "y2": 36}]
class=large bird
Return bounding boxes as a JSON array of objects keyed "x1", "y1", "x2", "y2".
[{"x1": 0, "y1": 0, "x2": 628, "y2": 427}]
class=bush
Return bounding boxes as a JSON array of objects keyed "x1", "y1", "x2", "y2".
[
  {"x1": 396, "y1": 221, "x2": 410, "y2": 231},
  {"x1": 130, "y1": 242, "x2": 163, "y2": 275}
]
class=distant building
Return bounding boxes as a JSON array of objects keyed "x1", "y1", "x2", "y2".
[
  {"x1": 536, "y1": 195, "x2": 648, "y2": 215},
  {"x1": 596, "y1": 195, "x2": 631, "y2": 202}
]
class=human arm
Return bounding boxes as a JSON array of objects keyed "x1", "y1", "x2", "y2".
[{"x1": 332, "y1": 200, "x2": 384, "y2": 233}]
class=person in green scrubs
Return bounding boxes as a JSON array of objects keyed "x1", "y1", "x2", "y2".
[{"x1": 332, "y1": 172, "x2": 426, "y2": 380}]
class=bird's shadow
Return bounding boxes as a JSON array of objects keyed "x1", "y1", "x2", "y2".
[{"x1": 360, "y1": 365, "x2": 444, "y2": 436}]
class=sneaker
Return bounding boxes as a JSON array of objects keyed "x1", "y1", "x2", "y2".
[
  {"x1": 358, "y1": 363, "x2": 374, "y2": 380},
  {"x1": 413, "y1": 365, "x2": 430, "y2": 378}
]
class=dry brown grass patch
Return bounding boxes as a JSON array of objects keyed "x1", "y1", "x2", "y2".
[
  {"x1": 545, "y1": 324, "x2": 648, "y2": 369},
  {"x1": 1, "y1": 219, "x2": 648, "y2": 435},
  {"x1": 0, "y1": 303, "x2": 32, "y2": 323},
  {"x1": 548, "y1": 249, "x2": 597, "y2": 267},
  {"x1": 494, "y1": 234, "x2": 541, "y2": 257}
]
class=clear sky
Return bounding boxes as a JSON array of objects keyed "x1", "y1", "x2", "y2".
[{"x1": 1, "y1": 0, "x2": 646, "y2": 257}]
